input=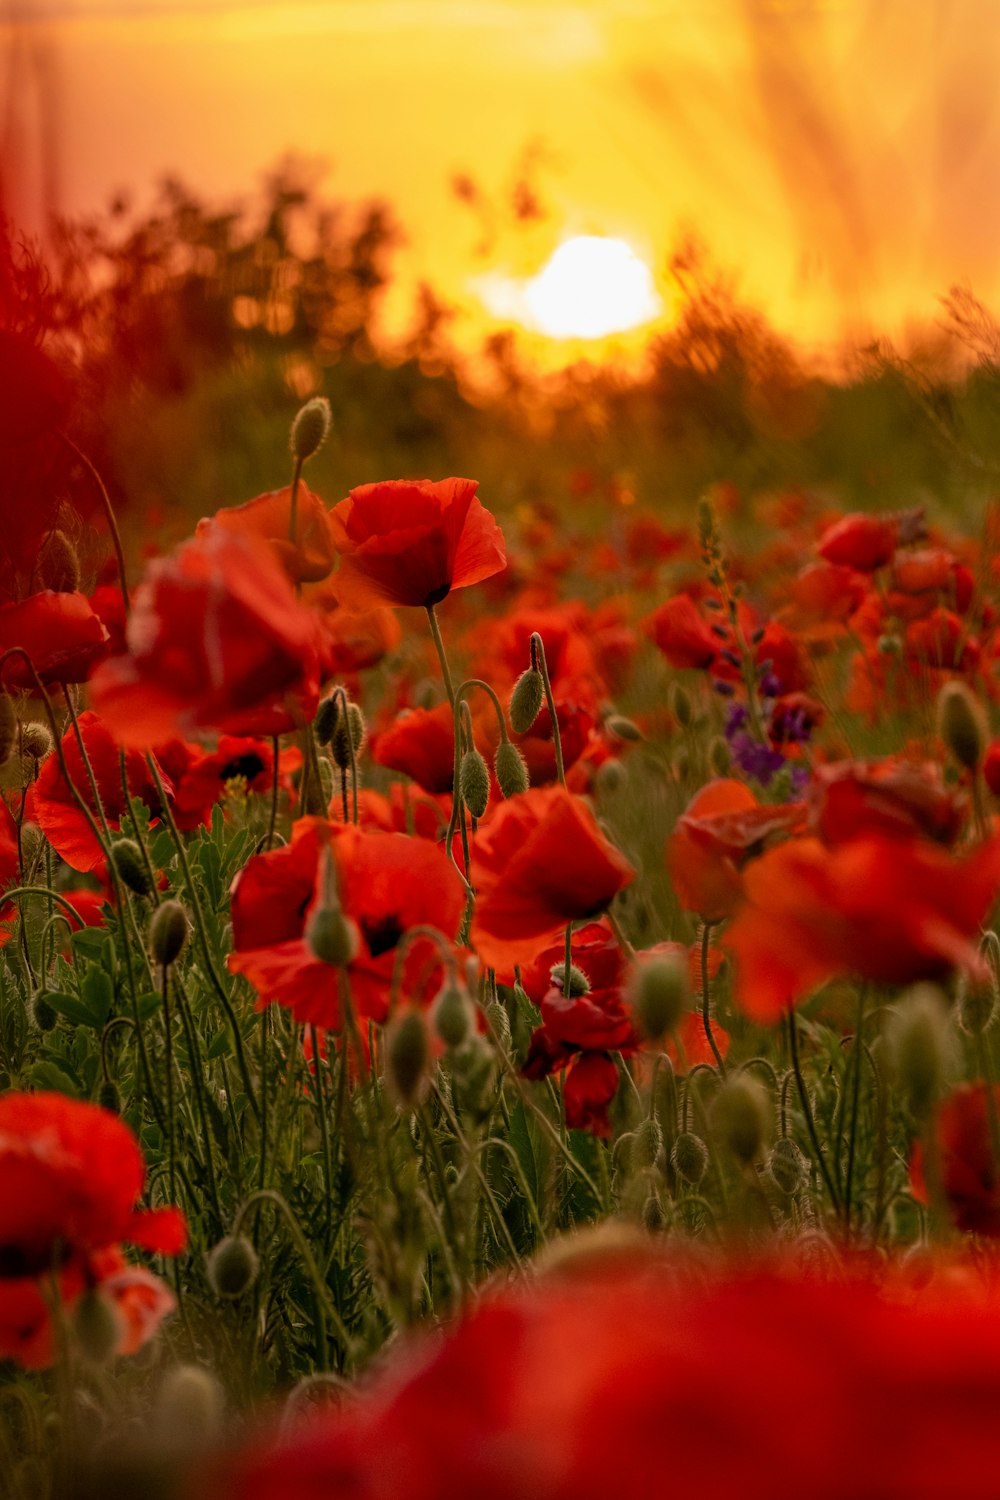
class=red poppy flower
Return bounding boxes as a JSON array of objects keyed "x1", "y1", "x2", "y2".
[
  {"x1": 645, "y1": 594, "x2": 719, "y2": 670},
  {"x1": 469, "y1": 786, "x2": 634, "y2": 976},
  {"x1": 311, "y1": 600, "x2": 403, "y2": 677},
  {"x1": 0, "y1": 1092, "x2": 184, "y2": 1369},
  {"x1": 562, "y1": 1052, "x2": 621, "y2": 1135},
  {"x1": 329, "y1": 477, "x2": 507, "y2": 610},
  {"x1": 725, "y1": 832, "x2": 1000, "y2": 1022},
  {"x1": 88, "y1": 531, "x2": 323, "y2": 747},
  {"x1": 372, "y1": 702, "x2": 457, "y2": 796},
  {"x1": 787, "y1": 561, "x2": 868, "y2": 624},
  {"x1": 985, "y1": 741, "x2": 1000, "y2": 797},
  {"x1": 0, "y1": 591, "x2": 109, "y2": 687},
  {"x1": 905, "y1": 608, "x2": 979, "y2": 671},
  {"x1": 33, "y1": 710, "x2": 169, "y2": 872},
  {"x1": 156, "y1": 735, "x2": 293, "y2": 831},
  {"x1": 228, "y1": 818, "x2": 466, "y2": 1028},
  {"x1": 817, "y1": 511, "x2": 899, "y2": 571},
  {"x1": 911, "y1": 1083, "x2": 1000, "y2": 1237},
  {"x1": 0, "y1": 329, "x2": 69, "y2": 447},
  {"x1": 807, "y1": 759, "x2": 966, "y2": 847},
  {"x1": 196, "y1": 483, "x2": 336, "y2": 585},
  {"x1": 667, "y1": 779, "x2": 805, "y2": 923}
]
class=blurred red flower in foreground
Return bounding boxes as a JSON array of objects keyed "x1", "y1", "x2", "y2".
[
  {"x1": 0, "y1": 1092, "x2": 185, "y2": 1369},
  {"x1": 725, "y1": 832, "x2": 1000, "y2": 1022},
  {"x1": 213, "y1": 1243, "x2": 1000, "y2": 1500},
  {"x1": 228, "y1": 818, "x2": 466, "y2": 1028},
  {"x1": 667, "y1": 779, "x2": 805, "y2": 923},
  {"x1": 470, "y1": 786, "x2": 634, "y2": 976},
  {"x1": 911, "y1": 1082, "x2": 1000, "y2": 1237},
  {"x1": 196, "y1": 483, "x2": 336, "y2": 585},
  {"x1": 329, "y1": 477, "x2": 507, "y2": 609},
  {"x1": 0, "y1": 591, "x2": 109, "y2": 687},
  {"x1": 88, "y1": 532, "x2": 322, "y2": 746}
]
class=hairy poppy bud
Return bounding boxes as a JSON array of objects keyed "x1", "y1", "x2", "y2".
[
  {"x1": 707, "y1": 736, "x2": 730, "y2": 777},
  {"x1": 485, "y1": 998, "x2": 511, "y2": 1052},
  {"x1": 668, "y1": 680, "x2": 693, "y2": 728},
  {"x1": 459, "y1": 748, "x2": 490, "y2": 819},
  {"x1": 385, "y1": 1008, "x2": 431, "y2": 1111},
  {"x1": 150, "y1": 899, "x2": 188, "y2": 968},
  {"x1": 98, "y1": 1081, "x2": 121, "y2": 1114},
  {"x1": 613, "y1": 1132, "x2": 634, "y2": 1178},
  {"x1": 594, "y1": 759, "x2": 626, "y2": 796},
  {"x1": 628, "y1": 953, "x2": 689, "y2": 1043},
  {"x1": 31, "y1": 993, "x2": 57, "y2": 1032},
  {"x1": 304, "y1": 903, "x2": 358, "y2": 967},
  {"x1": 111, "y1": 838, "x2": 153, "y2": 898},
  {"x1": 19, "y1": 720, "x2": 51, "y2": 760},
  {"x1": 449, "y1": 1034, "x2": 496, "y2": 1119},
  {"x1": 711, "y1": 1077, "x2": 769, "y2": 1165},
  {"x1": 631, "y1": 1117, "x2": 663, "y2": 1171},
  {"x1": 37, "y1": 529, "x2": 81, "y2": 593},
  {"x1": 670, "y1": 1131, "x2": 709, "y2": 1185},
  {"x1": 156, "y1": 1365, "x2": 224, "y2": 1448},
  {"x1": 290, "y1": 396, "x2": 332, "y2": 462},
  {"x1": 494, "y1": 739, "x2": 529, "y2": 798},
  {"x1": 641, "y1": 1190, "x2": 667, "y2": 1232},
  {"x1": 0, "y1": 693, "x2": 17, "y2": 768},
  {"x1": 604, "y1": 714, "x2": 642, "y2": 743},
  {"x1": 330, "y1": 702, "x2": 366, "y2": 771},
  {"x1": 314, "y1": 694, "x2": 339, "y2": 745},
  {"x1": 886, "y1": 983, "x2": 953, "y2": 1119},
  {"x1": 431, "y1": 980, "x2": 474, "y2": 1049},
  {"x1": 550, "y1": 960, "x2": 590, "y2": 998},
  {"x1": 767, "y1": 1136, "x2": 809, "y2": 1197},
  {"x1": 72, "y1": 1288, "x2": 123, "y2": 1364},
  {"x1": 937, "y1": 680, "x2": 987, "y2": 772},
  {"x1": 207, "y1": 1234, "x2": 259, "y2": 1299},
  {"x1": 957, "y1": 971, "x2": 998, "y2": 1037},
  {"x1": 509, "y1": 668, "x2": 544, "y2": 734}
]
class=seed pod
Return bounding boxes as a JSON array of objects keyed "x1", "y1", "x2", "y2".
[
  {"x1": 385, "y1": 1008, "x2": 431, "y2": 1111},
  {"x1": 206, "y1": 1235, "x2": 260, "y2": 1300},
  {"x1": 670, "y1": 1131, "x2": 709, "y2": 1185},
  {"x1": 289, "y1": 396, "x2": 332, "y2": 462},
  {"x1": 72, "y1": 1288, "x2": 123, "y2": 1364},
  {"x1": 767, "y1": 1137, "x2": 809, "y2": 1197},
  {"x1": 37, "y1": 529, "x2": 80, "y2": 593},
  {"x1": 149, "y1": 900, "x2": 188, "y2": 968},
  {"x1": 604, "y1": 714, "x2": 642, "y2": 743},
  {"x1": 330, "y1": 703, "x2": 366, "y2": 771},
  {"x1": 19, "y1": 721, "x2": 51, "y2": 761},
  {"x1": 431, "y1": 980, "x2": 474, "y2": 1049},
  {"x1": 628, "y1": 953, "x2": 690, "y2": 1043},
  {"x1": 711, "y1": 1077, "x2": 770, "y2": 1165},
  {"x1": 509, "y1": 668, "x2": 544, "y2": 734},
  {"x1": 937, "y1": 680, "x2": 987, "y2": 772},
  {"x1": 494, "y1": 739, "x2": 529, "y2": 798},
  {"x1": 0, "y1": 693, "x2": 17, "y2": 768},
  {"x1": 304, "y1": 904, "x2": 358, "y2": 967},
  {"x1": 459, "y1": 748, "x2": 490, "y2": 819},
  {"x1": 112, "y1": 838, "x2": 153, "y2": 897}
]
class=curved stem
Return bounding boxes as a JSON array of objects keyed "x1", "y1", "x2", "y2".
[
  {"x1": 699, "y1": 923, "x2": 727, "y2": 1077},
  {"x1": 55, "y1": 431, "x2": 131, "y2": 619},
  {"x1": 787, "y1": 1011, "x2": 841, "y2": 1214},
  {"x1": 530, "y1": 633, "x2": 565, "y2": 787},
  {"x1": 425, "y1": 604, "x2": 456, "y2": 709}
]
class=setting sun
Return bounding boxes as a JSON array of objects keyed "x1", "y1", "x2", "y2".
[{"x1": 523, "y1": 236, "x2": 661, "y2": 339}]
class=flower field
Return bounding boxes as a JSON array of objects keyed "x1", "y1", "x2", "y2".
[{"x1": 8, "y1": 218, "x2": 1000, "y2": 1500}]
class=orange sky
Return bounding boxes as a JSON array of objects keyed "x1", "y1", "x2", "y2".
[{"x1": 5, "y1": 0, "x2": 1000, "y2": 358}]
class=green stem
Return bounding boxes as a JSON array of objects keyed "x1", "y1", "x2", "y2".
[
  {"x1": 699, "y1": 923, "x2": 727, "y2": 1077},
  {"x1": 843, "y1": 987, "x2": 867, "y2": 1236},
  {"x1": 425, "y1": 604, "x2": 456, "y2": 708},
  {"x1": 530, "y1": 632, "x2": 565, "y2": 787},
  {"x1": 787, "y1": 1011, "x2": 842, "y2": 1214},
  {"x1": 55, "y1": 431, "x2": 131, "y2": 619}
]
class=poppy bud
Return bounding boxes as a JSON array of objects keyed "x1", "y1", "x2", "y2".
[
  {"x1": 72, "y1": 1288, "x2": 124, "y2": 1364},
  {"x1": 957, "y1": 971, "x2": 998, "y2": 1037},
  {"x1": 19, "y1": 721, "x2": 51, "y2": 760},
  {"x1": 549, "y1": 961, "x2": 590, "y2": 997},
  {"x1": 886, "y1": 983, "x2": 953, "y2": 1119},
  {"x1": 385, "y1": 1008, "x2": 431, "y2": 1111},
  {"x1": 604, "y1": 714, "x2": 643, "y2": 743},
  {"x1": 304, "y1": 903, "x2": 358, "y2": 967},
  {"x1": 459, "y1": 747, "x2": 490, "y2": 819},
  {"x1": 613, "y1": 1132, "x2": 634, "y2": 1178},
  {"x1": 711, "y1": 1077, "x2": 769, "y2": 1165},
  {"x1": 98, "y1": 1081, "x2": 121, "y2": 1114},
  {"x1": 37, "y1": 529, "x2": 81, "y2": 593},
  {"x1": 111, "y1": 838, "x2": 153, "y2": 898},
  {"x1": 628, "y1": 953, "x2": 690, "y2": 1042},
  {"x1": 641, "y1": 1190, "x2": 667, "y2": 1232},
  {"x1": 631, "y1": 1116, "x2": 663, "y2": 1170},
  {"x1": 877, "y1": 633, "x2": 902, "y2": 654},
  {"x1": 431, "y1": 980, "x2": 474, "y2": 1049},
  {"x1": 156, "y1": 1365, "x2": 224, "y2": 1448},
  {"x1": 150, "y1": 899, "x2": 189, "y2": 968},
  {"x1": 314, "y1": 694, "x2": 339, "y2": 745},
  {"x1": 485, "y1": 998, "x2": 511, "y2": 1052},
  {"x1": 290, "y1": 396, "x2": 332, "y2": 462},
  {"x1": 450, "y1": 1034, "x2": 496, "y2": 1119},
  {"x1": 30, "y1": 993, "x2": 57, "y2": 1032},
  {"x1": 670, "y1": 1131, "x2": 709, "y2": 1185},
  {"x1": 594, "y1": 759, "x2": 626, "y2": 796},
  {"x1": 767, "y1": 1136, "x2": 809, "y2": 1197},
  {"x1": 668, "y1": 680, "x2": 693, "y2": 728},
  {"x1": 330, "y1": 703, "x2": 366, "y2": 771},
  {"x1": 206, "y1": 1234, "x2": 260, "y2": 1299},
  {"x1": 494, "y1": 739, "x2": 529, "y2": 798},
  {"x1": 0, "y1": 693, "x2": 17, "y2": 768},
  {"x1": 509, "y1": 668, "x2": 544, "y2": 734},
  {"x1": 708, "y1": 736, "x2": 730, "y2": 777},
  {"x1": 937, "y1": 681, "x2": 987, "y2": 772}
]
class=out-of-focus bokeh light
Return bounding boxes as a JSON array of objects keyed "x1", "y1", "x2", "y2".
[{"x1": 517, "y1": 236, "x2": 661, "y2": 339}]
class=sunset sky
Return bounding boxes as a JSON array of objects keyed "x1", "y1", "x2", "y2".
[{"x1": 5, "y1": 0, "x2": 1000, "y2": 358}]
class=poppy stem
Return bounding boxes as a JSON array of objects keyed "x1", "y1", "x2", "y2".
[
  {"x1": 699, "y1": 923, "x2": 727, "y2": 1078},
  {"x1": 55, "y1": 430, "x2": 131, "y2": 620},
  {"x1": 265, "y1": 735, "x2": 281, "y2": 850},
  {"x1": 843, "y1": 986, "x2": 868, "y2": 1237},
  {"x1": 161, "y1": 962, "x2": 177, "y2": 1207},
  {"x1": 529, "y1": 633, "x2": 565, "y2": 788},
  {"x1": 787, "y1": 1011, "x2": 842, "y2": 1215},
  {"x1": 288, "y1": 453, "x2": 305, "y2": 550},
  {"x1": 425, "y1": 604, "x2": 456, "y2": 708}
]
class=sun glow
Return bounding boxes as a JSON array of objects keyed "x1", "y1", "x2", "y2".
[{"x1": 523, "y1": 236, "x2": 661, "y2": 339}]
